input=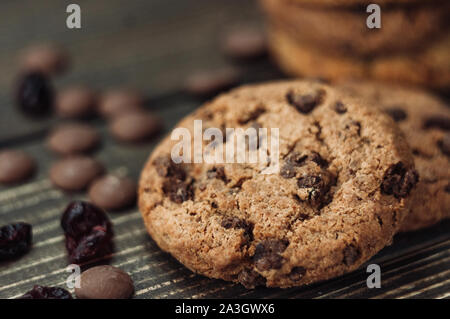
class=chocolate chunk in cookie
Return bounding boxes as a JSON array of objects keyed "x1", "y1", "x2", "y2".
[
  {"x1": 162, "y1": 179, "x2": 193, "y2": 203},
  {"x1": 423, "y1": 116, "x2": 450, "y2": 130},
  {"x1": 386, "y1": 107, "x2": 407, "y2": 122},
  {"x1": 253, "y1": 239, "x2": 289, "y2": 271},
  {"x1": 334, "y1": 101, "x2": 347, "y2": 114},
  {"x1": 381, "y1": 162, "x2": 418, "y2": 198},
  {"x1": 286, "y1": 89, "x2": 324, "y2": 114}
]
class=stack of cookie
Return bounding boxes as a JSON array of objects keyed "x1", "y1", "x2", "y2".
[{"x1": 260, "y1": 0, "x2": 450, "y2": 90}]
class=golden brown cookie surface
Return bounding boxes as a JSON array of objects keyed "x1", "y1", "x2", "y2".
[
  {"x1": 338, "y1": 81, "x2": 450, "y2": 232},
  {"x1": 139, "y1": 80, "x2": 418, "y2": 288}
]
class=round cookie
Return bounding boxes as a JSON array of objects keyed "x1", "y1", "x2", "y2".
[
  {"x1": 139, "y1": 80, "x2": 418, "y2": 288},
  {"x1": 261, "y1": 0, "x2": 450, "y2": 57},
  {"x1": 338, "y1": 81, "x2": 450, "y2": 232},
  {"x1": 267, "y1": 25, "x2": 450, "y2": 90}
]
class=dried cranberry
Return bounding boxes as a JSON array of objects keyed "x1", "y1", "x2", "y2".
[
  {"x1": 61, "y1": 201, "x2": 113, "y2": 264},
  {"x1": 0, "y1": 222, "x2": 32, "y2": 261},
  {"x1": 19, "y1": 285, "x2": 72, "y2": 299},
  {"x1": 16, "y1": 72, "x2": 53, "y2": 117}
]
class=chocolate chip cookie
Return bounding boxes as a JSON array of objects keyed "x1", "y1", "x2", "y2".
[
  {"x1": 139, "y1": 80, "x2": 418, "y2": 288},
  {"x1": 261, "y1": 0, "x2": 450, "y2": 57},
  {"x1": 268, "y1": 26, "x2": 450, "y2": 90},
  {"x1": 338, "y1": 81, "x2": 450, "y2": 232}
]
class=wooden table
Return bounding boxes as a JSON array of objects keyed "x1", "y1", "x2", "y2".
[{"x1": 0, "y1": 0, "x2": 449, "y2": 299}]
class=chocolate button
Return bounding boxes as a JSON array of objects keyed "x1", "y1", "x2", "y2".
[
  {"x1": 56, "y1": 86, "x2": 97, "y2": 118},
  {"x1": 88, "y1": 175, "x2": 136, "y2": 210},
  {"x1": 109, "y1": 111, "x2": 162, "y2": 142},
  {"x1": 184, "y1": 68, "x2": 239, "y2": 97},
  {"x1": 47, "y1": 124, "x2": 100, "y2": 155},
  {"x1": 75, "y1": 265, "x2": 134, "y2": 299},
  {"x1": 49, "y1": 156, "x2": 104, "y2": 191},
  {"x1": 0, "y1": 150, "x2": 35, "y2": 184},
  {"x1": 99, "y1": 89, "x2": 144, "y2": 119},
  {"x1": 20, "y1": 44, "x2": 69, "y2": 75},
  {"x1": 222, "y1": 27, "x2": 267, "y2": 60}
]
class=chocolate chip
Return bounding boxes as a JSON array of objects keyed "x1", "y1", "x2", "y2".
[
  {"x1": 280, "y1": 163, "x2": 296, "y2": 179},
  {"x1": 287, "y1": 152, "x2": 308, "y2": 166},
  {"x1": 184, "y1": 68, "x2": 239, "y2": 97},
  {"x1": 343, "y1": 245, "x2": 361, "y2": 266},
  {"x1": 222, "y1": 27, "x2": 267, "y2": 60},
  {"x1": 162, "y1": 178, "x2": 193, "y2": 203},
  {"x1": 88, "y1": 175, "x2": 136, "y2": 210},
  {"x1": 297, "y1": 175, "x2": 334, "y2": 206},
  {"x1": 386, "y1": 107, "x2": 407, "y2": 122},
  {"x1": 438, "y1": 133, "x2": 450, "y2": 156},
  {"x1": 75, "y1": 265, "x2": 134, "y2": 299},
  {"x1": 310, "y1": 152, "x2": 329, "y2": 168},
  {"x1": 0, "y1": 150, "x2": 35, "y2": 184},
  {"x1": 99, "y1": 89, "x2": 144, "y2": 119},
  {"x1": 20, "y1": 44, "x2": 69, "y2": 75},
  {"x1": 286, "y1": 89, "x2": 324, "y2": 114},
  {"x1": 207, "y1": 166, "x2": 228, "y2": 183},
  {"x1": 237, "y1": 269, "x2": 266, "y2": 289},
  {"x1": 153, "y1": 156, "x2": 186, "y2": 180},
  {"x1": 423, "y1": 116, "x2": 450, "y2": 130},
  {"x1": 253, "y1": 239, "x2": 289, "y2": 271},
  {"x1": 238, "y1": 107, "x2": 266, "y2": 124},
  {"x1": 221, "y1": 217, "x2": 253, "y2": 242},
  {"x1": 49, "y1": 156, "x2": 104, "y2": 191},
  {"x1": 381, "y1": 162, "x2": 419, "y2": 198},
  {"x1": 289, "y1": 266, "x2": 306, "y2": 281},
  {"x1": 47, "y1": 123, "x2": 100, "y2": 155},
  {"x1": 56, "y1": 86, "x2": 97, "y2": 118},
  {"x1": 110, "y1": 111, "x2": 162, "y2": 142},
  {"x1": 334, "y1": 101, "x2": 347, "y2": 114}
]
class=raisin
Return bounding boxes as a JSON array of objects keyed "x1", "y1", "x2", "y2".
[
  {"x1": 445, "y1": 183, "x2": 450, "y2": 193},
  {"x1": 438, "y1": 133, "x2": 450, "y2": 156},
  {"x1": 289, "y1": 266, "x2": 307, "y2": 281},
  {"x1": 386, "y1": 107, "x2": 407, "y2": 122},
  {"x1": 19, "y1": 285, "x2": 72, "y2": 299},
  {"x1": 423, "y1": 116, "x2": 450, "y2": 130},
  {"x1": 286, "y1": 89, "x2": 324, "y2": 114},
  {"x1": 237, "y1": 269, "x2": 266, "y2": 289},
  {"x1": 207, "y1": 166, "x2": 228, "y2": 183},
  {"x1": 61, "y1": 201, "x2": 113, "y2": 264},
  {"x1": 15, "y1": 72, "x2": 53, "y2": 117},
  {"x1": 381, "y1": 162, "x2": 419, "y2": 198},
  {"x1": 162, "y1": 178, "x2": 194, "y2": 203},
  {"x1": 334, "y1": 101, "x2": 347, "y2": 114},
  {"x1": 0, "y1": 222, "x2": 32, "y2": 261},
  {"x1": 253, "y1": 239, "x2": 289, "y2": 271},
  {"x1": 153, "y1": 156, "x2": 186, "y2": 180},
  {"x1": 343, "y1": 245, "x2": 361, "y2": 266}
]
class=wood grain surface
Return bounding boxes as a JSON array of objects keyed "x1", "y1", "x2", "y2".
[{"x1": 0, "y1": 0, "x2": 449, "y2": 299}]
